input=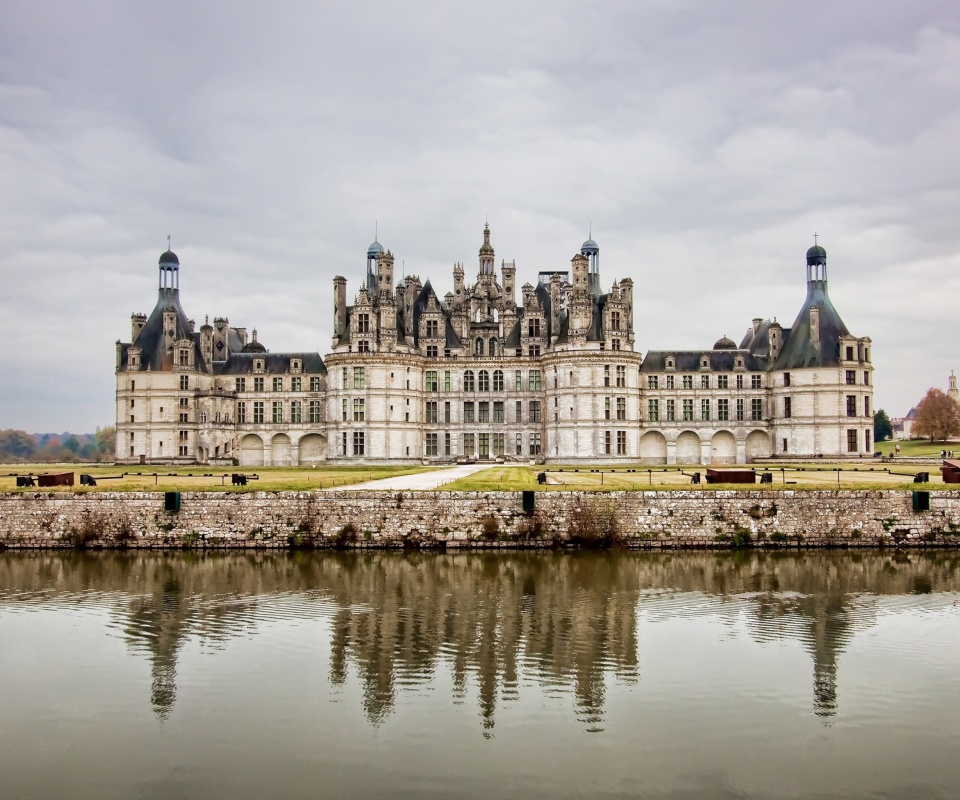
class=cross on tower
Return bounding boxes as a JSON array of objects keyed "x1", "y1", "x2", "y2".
[{"x1": 813, "y1": 232, "x2": 819, "y2": 245}]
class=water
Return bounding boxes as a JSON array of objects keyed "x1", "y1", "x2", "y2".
[{"x1": 2, "y1": 550, "x2": 960, "y2": 800}]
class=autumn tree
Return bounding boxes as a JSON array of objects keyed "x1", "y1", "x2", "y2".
[
  {"x1": 912, "y1": 388, "x2": 960, "y2": 443},
  {"x1": 873, "y1": 409, "x2": 893, "y2": 442}
]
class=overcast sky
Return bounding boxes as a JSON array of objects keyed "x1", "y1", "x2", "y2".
[{"x1": 2, "y1": 0, "x2": 958, "y2": 432}]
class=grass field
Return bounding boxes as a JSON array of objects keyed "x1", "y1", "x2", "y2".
[
  {"x1": 0, "y1": 463, "x2": 434, "y2": 493},
  {"x1": 442, "y1": 462, "x2": 952, "y2": 492},
  {"x1": 875, "y1": 439, "x2": 960, "y2": 458}
]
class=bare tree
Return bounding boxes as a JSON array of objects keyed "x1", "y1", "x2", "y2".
[{"x1": 912, "y1": 388, "x2": 960, "y2": 443}]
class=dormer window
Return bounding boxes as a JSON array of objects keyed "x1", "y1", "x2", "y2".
[
  {"x1": 701, "y1": 357, "x2": 709, "y2": 370},
  {"x1": 666, "y1": 357, "x2": 675, "y2": 370},
  {"x1": 255, "y1": 359, "x2": 264, "y2": 372}
]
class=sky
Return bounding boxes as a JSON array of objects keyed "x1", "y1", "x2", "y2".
[{"x1": 2, "y1": 0, "x2": 959, "y2": 432}]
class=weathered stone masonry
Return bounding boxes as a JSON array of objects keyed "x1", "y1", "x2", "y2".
[{"x1": 2, "y1": 490, "x2": 960, "y2": 550}]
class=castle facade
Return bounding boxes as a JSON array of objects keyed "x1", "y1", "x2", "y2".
[{"x1": 115, "y1": 226, "x2": 874, "y2": 465}]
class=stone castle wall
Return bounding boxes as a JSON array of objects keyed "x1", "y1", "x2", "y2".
[{"x1": 2, "y1": 489, "x2": 959, "y2": 550}]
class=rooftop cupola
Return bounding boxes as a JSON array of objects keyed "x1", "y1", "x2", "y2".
[
  {"x1": 366, "y1": 233, "x2": 383, "y2": 295},
  {"x1": 581, "y1": 231, "x2": 600, "y2": 293},
  {"x1": 806, "y1": 237, "x2": 827, "y2": 284},
  {"x1": 158, "y1": 248, "x2": 180, "y2": 292},
  {"x1": 478, "y1": 222, "x2": 495, "y2": 275}
]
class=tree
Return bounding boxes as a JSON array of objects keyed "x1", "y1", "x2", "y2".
[
  {"x1": 0, "y1": 429, "x2": 37, "y2": 460},
  {"x1": 912, "y1": 388, "x2": 960, "y2": 443},
  {"x1": 873, "y1": 409, "x2": 893, "y2": 442},
  {"x1": 94, "y1": 426, "x2": 116, "y2": 462}
]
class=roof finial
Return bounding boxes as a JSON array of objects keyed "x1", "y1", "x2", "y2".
[
  {"x1": 375, "y1": 220, "x2": 378, "y2": 242},
  {"x1": 589, "y1": 221, "x2": 592, "y2": 238},
  {"x1": 167, "y1": 234, "x2": 171, "y2": 251},
  {"x1": 813, "y1": 232, "x2": 819, "y2": 246}
]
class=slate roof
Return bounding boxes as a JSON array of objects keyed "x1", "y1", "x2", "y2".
[
  {"x1": 121, "y1": 288, "x2": 207, "y2": 372},
  {"x1": 641, "y1": 350, "x2": 765, "y2": 372},
  {"x1": 773, "y1": 281, "x2": 851, "y2": 370},
  {"x1": 213, "y1": 352, "x2": 326, "y2": 375}
]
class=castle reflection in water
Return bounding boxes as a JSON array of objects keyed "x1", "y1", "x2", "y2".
[{"x1": 3, "y1": 551, "x2": 958, "y2": 727}]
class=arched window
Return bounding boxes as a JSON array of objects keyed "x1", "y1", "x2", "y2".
[
  {"x1": 489, "y1": 338, "x2": 498, "y2": 356},
  {"x1": 478, "y1": 370, "x2": 490, "y2": 391},
  {"x1": 493, "y1": 370, "x2": 504, "y2": 391},
  {"x1": 464, "y1": 370, "x2": 475, "y2": 392},
  {"x1": 475, "y1": 337, "x2": 484, "y2": 356},
  {"x1": 200, "y1": 411, "x2": 208, "y2": 424}
]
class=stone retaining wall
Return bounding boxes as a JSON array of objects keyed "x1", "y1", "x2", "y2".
[{"x1": 1, "y1": 490, "x2": 958, "y2": 550}]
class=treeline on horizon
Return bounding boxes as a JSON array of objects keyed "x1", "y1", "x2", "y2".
[{"x1": 0, "y1": 427, "x2": 116, "y2": 463}]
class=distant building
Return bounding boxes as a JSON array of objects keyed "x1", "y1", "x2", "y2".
[
  {"x1": 900, "y1": 371, "x2": 959, "y2": 439},
  {"x1": 116, "y1": 228, "x2": 874, "y2": 464}
]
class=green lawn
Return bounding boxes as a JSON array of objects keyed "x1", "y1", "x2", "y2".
[
  {"x1": 0, "y1": 464, "x2": 434, "y2": 493},
  {"x1": 443, "y1": 462, "x2": 952, "y2": 492},
  {"x1": 875, "y1": 439, "x2": 959, "y2": 458}
]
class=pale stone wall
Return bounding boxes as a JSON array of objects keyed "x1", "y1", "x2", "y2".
[{"x1": 2, "y1": 490, "x2": 959, "y2": 550}]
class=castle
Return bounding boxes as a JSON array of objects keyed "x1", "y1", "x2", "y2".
[{"x1": 115, "y1": 226, "x2": 874, "y2": 465}]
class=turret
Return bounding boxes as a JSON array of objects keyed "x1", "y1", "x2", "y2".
[
  {"x1": 580, "y1": 236, "x2": 600, "y2": 295},
  {"x1": 200, "y1": 316, "x2": 214, "y2": 369},
  {"x1": 377, "y1": 250, "x2": 395, "y2": 302},
  {"x1": 131, "y1": 313, "x2": 147, "y2": 341},
  {"x1": 501, "y1": 260, "x2": 516, "y2": 309}
]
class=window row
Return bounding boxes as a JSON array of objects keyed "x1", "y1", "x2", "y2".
[
  {"x1": 235, "y1": 376, "x2": 323, "y2": 393},
  {"x1": 647, "y1": 374, "x2": 764, "y2": 390},
  {"x1": 646, "y1": 398, "x2": 764, "y2": 422},
  {"x1": 236, "y1": 400, "x2": 323, "y2": 425}
]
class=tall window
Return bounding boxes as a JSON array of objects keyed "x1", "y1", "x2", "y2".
[
  {"x1": 310, "y1": 376, "x2": 321, "y2": 392},
  {"x1": 846, "y1": 370, "x2": 856, "y2": 385},
  {"x1": 617, "y1": 431, "x2": 626, "y2": 455},
  {"x1": 701, "y1": 375, "x2": 710, "y2": 389},
  {"x1": 864, "y1": 396, "x2": 870, "y2": 416},
  {"x1": 666, "y1": 399, "x2": 676, "y2": 421},
  {"x1": 426, "y1": 371, "x2": 438, "y2": 392},
  {"x1": 444, "y1": 402, "x2": 451, "y2": 423},
  {"x1": 783, "y1": 372, "x2": 791, "y2": 387},
  {"x1": 683, "y1": 399, "x2": 693, "y2": 421},
  {"x1": 353, "y1": 367, "x2": 365, "y2": 389},
  {"x1": 489, "y1": 338, "x2": 498, "y2": 356},
  {"x1": 515, "y1": 371, "x2": 522, "y2": 391},
  {"x1": 253, "y1": 401, "x2": 264, "y2": 424},
  {"x1": 682, "y1": 375, "x2": 693, "y2": 390},
  {"x1": 528, "y1": 344, "x2": 541, "y2": 357},
  {"x1": 444, "y1": 371, "x2": 452, "y2": 391},
  {"x1": 515, "y1": 400, "x2": 522, "y2": 422},
  {"x1": 529, "y1": 401, "x2": 541, "y2": 423},
  {"x1": 616, "y1": 365, "x2": 626, "y2": 387},
  {"x1": 493, "y1": 401, "x2": 504, "y2": 423},
  {"x1": 464, "y1": 371, "x2": 475, "y2": 392},
  {"x1": 272, "y1": 401, "x2": 283, "y2": 423},
  {"x1": 735, "y1": 375, "x2": 743, "y2": 389},
  {"x1": 475, "y1": 338, "x2": 484, "y2": 356},
  {"x1": 426, "y1": 433, "x2": 438, "y2": 456},
  {"x1": 528, "y1": 317, "x2": 541, "y2": 337},
  {"x1": 464, "y1": 402, "x2": 475, "y2": 423},
  {"x1": 647, "y1": 375, "x2": 659, "y2": 390},
  {"x1": 353, "y1": 431, "x2": 365, "y2": 456},
  {"x1": 751, "y1": 375, "x2": 762, "y2": 389},
  {"x1": 717, "y1": 375, "x2": 728, "y2": 389},
  {"x1": 784, "y1": 397, "x2": 792, "y2": 418},
  {"x1": 666, "y1": 375, "x2": 674, "y2": 390},
  {"x1": 865, "y1": 429, "x2": 872, "y2": 451},
  {"x1": 529, "y1": 370, "x2": 542, "y2": 391},
  {"x1": 701, "y1": 399, "x2": 710, "y2": 420},
  {"x1": 463, "y1": 434, "x2": 475, "y2": 457},
  {"x1": 648, "y1": 399, "x2": 659, "y2": 422},
  {"x1": 751, "y1": 399, "x2": 763, "y2": 420},
  {"x1": 254, "y1": 377, "x2": 264, "y2": 392},
  {"x1": 717, "y1": 399, "x2": 729, "y2": 421},
  {"x1": 493, "y1": 433, "x2": 505, "y2": 456},
  {"x1": 493, "y1": 370, "x2": 504, "y2": 391},
  {"x1": 478, "y1": 370, "x2": 490, "y2": 391},
  {"x1": 235, "y1": 377, "x2": 246, "y2": 392},
  {"x1": 342, "y1": 399, "x2": 348, "y2": 421},
  {"x1": 846, "y1": 396, "x2": 856, "y2": 417},
  {"x1": 273, "y1": 377, "x2": 283, "y2": 392},
  {"x1": 426, "y1": 319, "x2": 439, "y2": 337},
  {"x1": 616, "y1": 397, "x2": 626, "y2": 420},
  {"x1": 291, "y1": 401, "x2": 302, "y2": 424},
  {"x1": 847, "y1": 429, "x2": 858, "y2": 452},
  {"x1": 291, "y1": 377, "x2": 302, "y2": 392},
  {"x1": 604, "y1": 365, "x2": 611, "y2": 387},
  {"x1": 357, "y1": 313, "x2": 370, "y2": 333},
  {"x1": 604, "y1": 431, "x2": 612, "y2": 455},
  {"x1": 529, "y1": 433, "x2": 541, "y2": 455},
  {"x1": 736, "y1": 398, "x2": 744, "y2": 421},
  {"x1": 237, "y1": 402, "x2": 246, "y2": 424},
  {"x1": 610, "y1": 311, "x2": 620, "y2": 331},
  {"x1": 309, "y1": 400, "x2": 322, "y2": 423},
  {"x1": 479, "y1": 401, "x2": 490, "y2": 423},
  {"x1": 426, "y1": 401, "x2": 438, "y2": 423},
  {"x1": 605, "y1": 397, "x2": 611, "y2": 420},
  {"x1": 180, "y1": 375, "x2": 189, "y2": 390},
  {"x1": 353, "y1": 399, "x2": 365, "y2": 422}
]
